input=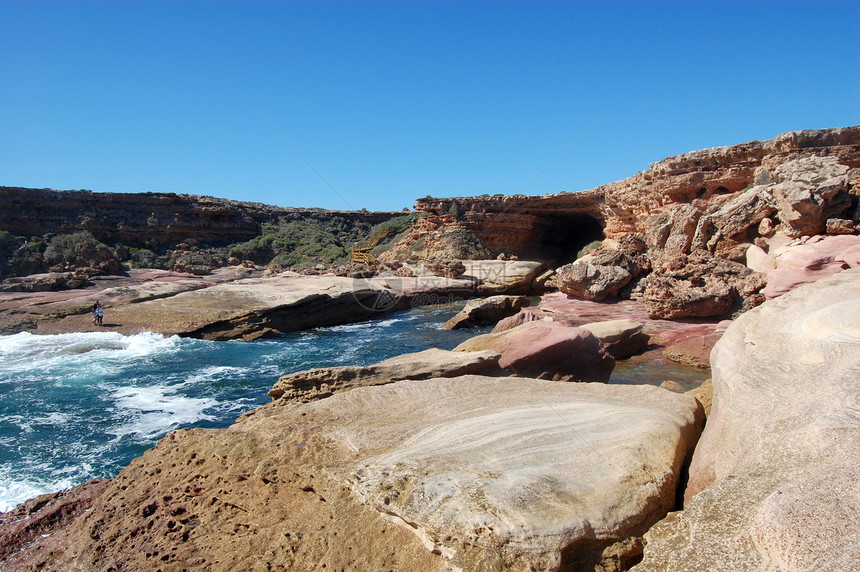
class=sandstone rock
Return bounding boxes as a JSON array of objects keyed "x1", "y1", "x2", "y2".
[
  {"x1": 659, "y1": 380, "x2": 684, "y2": 393},
  {"x1": 461, "y1": 260, "x2": 545, "y2": 295},
  {"x1": 826, "y1": 217, "x2": 856, "y2": 234},
  {"x1": 267, "y1": 348, "x2": 504, "y2": 401},
  {"x1": 744, "y1": 243, "x2": 776, "y2": 274},
  {"x1": 0, "y1": 479, "x2": 110, "y2": 563},
  {"x1": 454, "y1": 320, "x2": 615, "y2": 381},
  {"x1": 663, "y1": 331, "x2": 724, "y2": 369},
  {"x1": 423, "y1": 258, "x2": 466, "y2": 278},
  {"x1": 762, "y1": 234, "x2": 860, "y2": 298},
  {"x1": 686, "y1": 377, "x2": 713, "y2": 417},
  {"x1": 491, "y1": 308, "x2": 543, "y2": 333},
  {"x1": 20, "y1": 376, "x2": 703, "y2": 571},
  {"x1": 579, "y1": 319, "x2": 649, "y2": 359},
  {"x1": 100, "y1": 273, "x2": 478, "y2": 340},
  {"x1": 641, "y1": 254, "x2": 766, "y2": 319},
  {"x1": 769, "y1": 155, "x2": 853, "y2": 237},
  {"x1": 441, "y1": 295, "x2": 529, "y2": 329},
  {"x1": 555, "y1": 237, "x2": 646, "y2": 301},
  {"x1": 635, "y1": 269, "x2": 860, "y2": 571}
]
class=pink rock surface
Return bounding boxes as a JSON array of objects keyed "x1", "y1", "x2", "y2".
[
  {"x1": 763, "y1": 234, "x2": 860, "y2": 298},
  {"x1": 455, "y1": 320, "x2": 615, "y2": 382}
]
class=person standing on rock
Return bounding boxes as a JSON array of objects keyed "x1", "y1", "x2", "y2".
[{"x1": 92, "y1": 301, "x2": 100, "y2": 325}]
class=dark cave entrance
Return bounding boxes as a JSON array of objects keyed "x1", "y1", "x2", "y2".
[{"x1": 527, "y1": 213, "x2": 605, "y2": 267}]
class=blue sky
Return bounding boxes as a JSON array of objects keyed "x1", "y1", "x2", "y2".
[{"x1": 2, "y1": 1, "x2": 858, "y2": 211}]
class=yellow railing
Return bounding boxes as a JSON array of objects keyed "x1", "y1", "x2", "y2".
[{"x1": 350, "y1": 226, "x2": 396, "y2": 265}]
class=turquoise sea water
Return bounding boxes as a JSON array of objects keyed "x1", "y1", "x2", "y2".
[{"x1": 0, "y1": 302, "x2": 708, "y2": 512}]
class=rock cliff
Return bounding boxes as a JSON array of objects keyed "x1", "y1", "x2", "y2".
[
  {"x1": 0, "y1": 187, "x2": 400, "y2": 248},
  {"x1": 381, "y1": 127, "x2": 860, "y2": 318}
]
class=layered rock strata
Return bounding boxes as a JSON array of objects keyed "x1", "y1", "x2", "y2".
[
  {"x1": 5, "y1": 376, "x2": 703, "y2": 571},
  {"x1": 0, "y1": 187, "x2": 399, "y2": 248},
  {"x1": 267, "y1": 348, "x2": 504, "y2": 401},
  {"x1": 441, "y1": 295, "x2": 529, "y2": 329},
  {"x1": 454, "y1": 320, "x2": 615, "y2": 381},
  {"x1": 382, "y1": 127, "x2": 860, "y2": 318},
  {"x1": 635, "y1": 268, "x2": 860, "y2": 570}
]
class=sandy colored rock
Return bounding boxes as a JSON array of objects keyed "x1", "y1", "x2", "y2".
[
  {"x1": 461, "y1": 259, "x2": 545, "y2": 294},
  {"x1": 686, "y1": 377, "x2": 713, "y2": 417},
  {"x1": 454, "y1": 320, "x2": 615, "y2": 381},
  {"x1": 635, "y1": 268, "x2": 860, "y2": 571},
  {"x1": 580, "y1": 318, "x2": 649, "y2": 359},
  {"x1": 268, "y1": 348, "x2": 504, "y2": 401},
  {"x1": 491, "y1": 307, "x2": 543, "y2": 333},
  {"x1": 12, "y1": 376, "x2": 703, "y2": 571},
  {"x1": 441, "y1": 294, "x2": 529, "y2": 329}
]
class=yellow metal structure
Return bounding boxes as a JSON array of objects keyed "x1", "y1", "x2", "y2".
[{"x1": 350, "y1": 226, "x2": 396, "y2": 265}]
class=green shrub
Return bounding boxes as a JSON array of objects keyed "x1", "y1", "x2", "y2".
[{"x1": 43, "y1": 231, "x2": 120, "y2": 273}]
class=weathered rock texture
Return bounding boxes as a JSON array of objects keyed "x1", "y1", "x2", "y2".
[
  {"x1": 579, "y1": 319, "x2": 650, "y2": 360},
  {"x1": 454, "y1": 320, "x2": 615, "y2": 381},
  {"x1": 80, "y1": 273, "x2": 477, "y2": 340},
  {"x1": 4, "y1": 376, "x2": 703, "y2": 571},
  {"x1": 0, "y1": 187, "x2": 400, "y2": 249},
  {"x1": 635, "y1": 268, "x2": 860, "y2": 571},
  {"x1": 383, "y1": 127, "x2": 860, "y2": 318},
  {"x1": 268, "y1": 348, "x2": 504, "y2": 401},
  {"x1": 441, "y1": 295, "x2": 529, "y2": 329}
]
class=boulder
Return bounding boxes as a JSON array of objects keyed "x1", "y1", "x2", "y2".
[
  {"x1": 491, "y1": 307, "x2": 543, "y2": 333},
  {"x1": 763, "y1": 234, "x2": 860, "y2": 298},
  {"x1": 769, "y1": 155, "x2": 853, "y2": 237},
  {"x1": 554, "y1": 237, "x2": 647, "y2": 301},
  {"x1": 267, "y1": 348, "x2": 504, "y2": 401},
  {"x1": 635, "y1": 268, "x2": 860, "y2": 571},
  {"x1": 454, "y1": 320, "x2": 615, "y2": 381},
  {"x1": 23, "y1": 376, "x2": 703, "y2": 571},
  {"x1": 663, "y1": 331, "x2": 724, "y2": 369},
  {"x1": 461, "y1": 260, "x2": 545, "y2": 295},
  {"x1": 441, "y1": 295, "x2": 529, "y2": 329},
  {"x1": 641, "y1": 254, "x2": 766, "y2": 319},
  {"x1": 579, "y1": 319, "x2": 649, "y2": 359},
  {"x1": 826, "y1": 218, "x2": 856, "y2": 234}
]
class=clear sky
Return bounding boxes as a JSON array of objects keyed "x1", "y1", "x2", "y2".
[{"x1": 2, "y1": 1, "x2": 858, "y2": 212}]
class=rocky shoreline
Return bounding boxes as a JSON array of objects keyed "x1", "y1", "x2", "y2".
[{"x1": 1, "y1": 127, "x2": 859, "y2": 570}]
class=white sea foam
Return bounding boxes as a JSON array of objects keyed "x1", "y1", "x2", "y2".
[
  {"x1": 108, "y1": 384, "x2": 218, "y2": 440},
  {"x1": 183, "y1": 365, "x2": 247, "y2": 385},
  {"x1": 0, "y1": 331, "x2": 182, "y2": 377},
  {"x1": 0, "y1": 465, "x2": 76, "y2": 513}
]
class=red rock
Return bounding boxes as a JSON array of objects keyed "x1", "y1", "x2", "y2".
[{"x1": 455, "y1": 320, "x2": 615, "y2": 382}]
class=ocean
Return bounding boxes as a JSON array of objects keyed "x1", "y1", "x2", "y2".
[{"x1": 0, "y1": 302, "x2": 707, "y2": 512}]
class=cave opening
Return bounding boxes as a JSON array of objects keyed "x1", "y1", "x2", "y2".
[{"x1": 527, "y1": 213, "x2": 606, "y2": 267}]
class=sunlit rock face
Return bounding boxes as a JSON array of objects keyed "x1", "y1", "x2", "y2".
[
  {"x1": 635, "y1": 268, "x2": 860, "y2": 571},
  {"x1": 13, "y1": 375, "x2": 702, "y2": 572},
  {"x1": 384, "y1": 127, "x2": 860, "y2": 317}
]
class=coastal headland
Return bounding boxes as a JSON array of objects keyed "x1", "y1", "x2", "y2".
[{"x1": 1, "y1": 127, "x2": 859, "y2": 570}]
